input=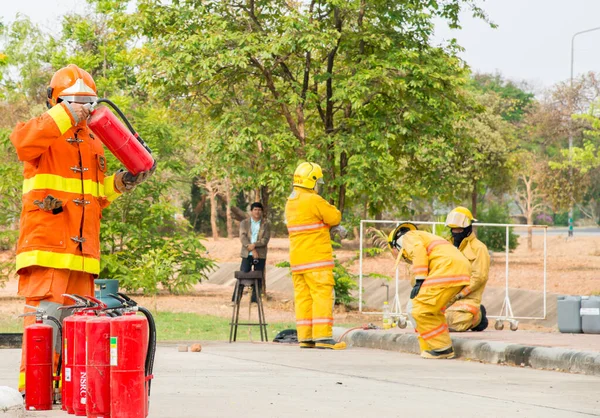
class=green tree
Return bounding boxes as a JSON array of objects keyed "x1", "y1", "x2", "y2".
[{"x1": 131, "y1": 0, "x2": 491, "y2": 218}]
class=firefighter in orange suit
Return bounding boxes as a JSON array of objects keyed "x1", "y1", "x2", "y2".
[
  {"x1": 11, "y1": 64, "x2": 154, "y2": 392},
  {"x1": 388, "y1": 223, "x2": 471, "y2": 359},
  {"x1": 284, "y1": 162, "x2": 347, "y2": 350},
  {"x1": 444, "y1": 207, "x2": 490, "y2": 332}
]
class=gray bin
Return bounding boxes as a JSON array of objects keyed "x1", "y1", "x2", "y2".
[
  {"x1": 557, "y1": 296, "x2": 582, "y2": 333},
  {"x1": 581, "y1": 296, "x2": 600, "y2": 334}
]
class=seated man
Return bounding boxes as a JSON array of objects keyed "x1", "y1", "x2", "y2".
[
  {"x1": 444, "y1": 207, "x2": 490, "y2": 332},
  {"x1": 232, "y1": 202, "x2": 271, "y2": 303}
]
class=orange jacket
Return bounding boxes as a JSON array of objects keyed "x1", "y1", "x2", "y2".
[
  {"x1": 10, "y1": 103, "x2": 121, "y2": 275},
  {"x1": 284, "y1": 187, "x2": 342, "y2": 273}
]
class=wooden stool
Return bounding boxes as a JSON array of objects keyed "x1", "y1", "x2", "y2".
[{"x1": 229, "y1": 270, "x2": 268, "y2": 342}]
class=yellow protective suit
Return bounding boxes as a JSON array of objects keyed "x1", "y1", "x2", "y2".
[
  {"x1": 285, "y1": 187, "x2": 341, "y2": 343},
  {"x1": 401, "y1": 231, "x2": 471, "y2": 354},
  {"x1": 445, "y1": 234, "x2": 490, "y2": 331}
]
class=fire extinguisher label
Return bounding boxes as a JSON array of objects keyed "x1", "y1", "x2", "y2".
[
  {"x1": 65, "y1": 367, "x2": 71, "y2": 382},
  {"x1": 110, "y1": 337, "x2": 118, "y2": 366}
]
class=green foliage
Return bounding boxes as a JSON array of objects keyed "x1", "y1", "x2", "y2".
[
  {"x1": 363, "y1": 247, "x2": 384, "y2": 258},
  {"x1": 476, "y1": 203, "x2": 518, "y2": 252},
  {"x1": 332, "y1": 258, "x2": 359, "y2": 307}
]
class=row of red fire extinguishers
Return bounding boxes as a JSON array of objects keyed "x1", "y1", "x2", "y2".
[{"x1": 21, "y1": 293, "x2": 156, "y2": 418}]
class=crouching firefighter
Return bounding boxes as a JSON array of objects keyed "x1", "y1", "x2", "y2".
[
  {"x1": 388, "y1": 223, "x2": 471, "y2": 359},
  {"x1": 443, "y1": 207, "x2": 490, "y2": 332}
]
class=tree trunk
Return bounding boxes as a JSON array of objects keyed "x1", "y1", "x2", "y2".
[
  {"x1": 260, "y1": 185, "x2": 270, "y2": 218},
  {"x1": 337, "y1": 151, "x2": 348, "y2": 215},
  {"x1": 471, "y1": 181, "x2": 478, "y2": 219},
  {"x1": 224, "y1": 177, "x2": 233, "y2": 238},
  {"x1": 206, "y1": 181, "x2": 219, "y2": 240}
]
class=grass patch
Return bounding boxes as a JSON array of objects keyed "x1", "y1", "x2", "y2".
[
  {"x1": 154, "y1": 312, "x2": 296, "y2": 342},
  {"x1": 0, "y1": 312, "x2": 296, "y2": 342}
]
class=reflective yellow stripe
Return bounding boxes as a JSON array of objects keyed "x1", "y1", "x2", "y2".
[
  {"x1": 16, "y1": 250, "x2": 99, "y2": 275},
  {"x1": 290, "y1": 260, "x2": 335, "y2": 272},
  {"x1": 103, "y1": 174, "x2": 120, "y2": 202},
  {"x1": 19, "y1": 372, "x2": 25, "y2": 392},
  {"x1": 47, "y1": 104, "x2": 72, "y2": 135},
  {"x1": 23, "y1": 174, "x2": 105, "y2": 197}
]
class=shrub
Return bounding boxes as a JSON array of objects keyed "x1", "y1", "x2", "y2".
[{"x1": 476, "y1": 203, "x2": 518, "y2": 252}]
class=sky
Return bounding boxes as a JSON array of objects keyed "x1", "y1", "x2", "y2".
[{"x1": 2, "y1": 0, "x2": 600, "y2": 90}]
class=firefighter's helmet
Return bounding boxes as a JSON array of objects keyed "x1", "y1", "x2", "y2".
[
  {"x1": 47, "y1": 64, "x2": 97, "y2": 107},
  {"x1": 445, "y1": 207, "x2": 477, "y2": 229},
  {"x1": 387, "y1": 222, "x2": 417, "y2": 251},
  {"x1": 293, "y1": 162, "x2": 324, "y2": 190}
]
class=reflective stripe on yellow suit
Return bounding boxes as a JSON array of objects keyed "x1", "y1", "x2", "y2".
[
  {"x1": 445, "y1": 234, "x2": 490, "y2": 332},
  {"x1": 292, "y1": 270, "x2": 335, "y2": 342},
  {"x1": 284, "y1": 187, "x2": 341, "y2": 273},
  {"x1": 401, "y1": 230, "x2": 471, "y2": 352},
  {"x1": 411, "y1": 286, "x2": 463, "y2": 352},
  {"x1": 445, "y1": 302, "x2": 482, "y2": 332},
  {"x1": 18, "y1": 267, "x2": 94, "y2": 392}
]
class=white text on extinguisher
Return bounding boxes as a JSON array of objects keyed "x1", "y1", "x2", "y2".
[{"x1": 80, "y1": 371, "x2": 87, "y2": 404}]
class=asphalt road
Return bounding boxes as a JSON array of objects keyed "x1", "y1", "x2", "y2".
[
  {"x1": 513, "y1": 226, "x2": 600, "y2": 236},
  {"x1": 3, "y1": 342, "x2": 600, "y2": 417}
]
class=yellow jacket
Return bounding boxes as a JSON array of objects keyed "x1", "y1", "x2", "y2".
[
  {"x1": 285, "y1": 187, "x2": 341, "y2": 273},
  {"x1": 401, "y1": 230, "x2": 471, "y2": 288},
  {"x1": 451, "y1": 233, "x2": 490, "y2": 307}
]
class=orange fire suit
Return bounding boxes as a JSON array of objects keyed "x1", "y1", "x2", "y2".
[
  {"x1": 401, "y1": 231, "x2": 471, "y2": 353},
  {"x1": 10, "y1": 102, "x2": 121, "y2": 391},
  {"x1": 285, "y1": 187, "x2": 341, "y2": 343},
  {"x1": 445, "y1": 233, "x2": 490, "y2": 331}
]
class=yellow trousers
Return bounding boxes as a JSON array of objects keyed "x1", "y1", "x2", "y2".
[
  {"x1": 411, "y1": 285, "x2": 462, "y2": 352},
  {"x1": 445, "y1": 301, "x2": 482, "y2": 332},
  {"x1": 292, "y1": 270, "x2": 335, "y2": 342},
  {"x1": 18, "y1": 267, "x2": 94, "y2": 392}
]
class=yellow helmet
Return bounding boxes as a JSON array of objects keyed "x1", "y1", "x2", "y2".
[
  {"x1": 387, "y1": 222, "x2": 417, "y2": 251},
  {"x1": 293, "y1": 162, "x2": 324, "y2": 189},
  {"x1": 445, "y1": 207, "x2": 477, "y2": 228}
]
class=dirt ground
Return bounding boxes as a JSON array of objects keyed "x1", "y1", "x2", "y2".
[{"x1": 1, "y1": 232, "x2": 598, "y2": 330}]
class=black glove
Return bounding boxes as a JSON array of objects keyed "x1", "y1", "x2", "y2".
[{"x1": 410, "y1": 279, "x2": 424, "y2": 299}]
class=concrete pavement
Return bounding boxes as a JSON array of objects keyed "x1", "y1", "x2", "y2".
[{"x1": 1, "y1": 342, "x2": 599, "y2": 417}]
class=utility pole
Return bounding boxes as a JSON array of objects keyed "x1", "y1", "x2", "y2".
[{"x1": 568, "y1": 26, "x2": 600, "y2": 238}]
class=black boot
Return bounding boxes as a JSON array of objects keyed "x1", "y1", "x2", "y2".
[{"x1": 471, "y1": 305, "x2": 488, "y2": 332}]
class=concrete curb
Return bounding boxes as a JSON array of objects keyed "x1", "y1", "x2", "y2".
[{"x1": 333, "y1": 327, "x2": 600, "y2": 376}]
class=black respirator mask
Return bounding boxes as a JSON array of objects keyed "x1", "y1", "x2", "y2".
[{"x1": 451, "y1": 225, "x2": 473, "y2": 248}]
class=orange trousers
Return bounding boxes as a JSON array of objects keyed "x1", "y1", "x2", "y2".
[{"x1": 19, "y1": 266, "x2": 94, "y2": 392}]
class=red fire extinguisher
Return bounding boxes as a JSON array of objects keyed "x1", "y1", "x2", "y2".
[
  {"x1": 86, "y1": 309, "x2": 112, "y2": 418},
  {"x1": 61, "y1": 311, "x2": 77, "y2": 414},
  {"x1": 20, "y1": 305, "x2": 61, "y2": 411},
  {"x1": 110, "y1": 311, "x2": 149, "y2": 418},
  {"x1": 87, "y1": 99, "x2": 155, "y2": 176},
  {"x1": 72, "y1": 308, "x2": 97, "y2": 417}
]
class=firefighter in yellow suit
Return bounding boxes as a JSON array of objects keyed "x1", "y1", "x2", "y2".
[
  {"x1": 444, "y1": 207, "x2": 490, "y2": 332},
  {"x1": 388, "y1": 223, "x2": 471, "y2": 359},
  {"x1": 285, "y1": 162, "x2": 347, "y2": 350}
]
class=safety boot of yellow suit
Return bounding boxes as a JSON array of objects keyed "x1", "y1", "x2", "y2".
[
  {"x1": 299, "y1": 341, "x2": 316, "y2": 349},
  {"x1": 315, "y1": 339, "x2": 347, "y2": 350},
  {"x1": 421, "y1": 346, "x2": 455, "y2": 359}
]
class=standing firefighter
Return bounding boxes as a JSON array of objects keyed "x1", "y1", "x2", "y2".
[
  {"x1": 388, "y1": 223, "x2": 471, "y2": 359},
  {"x1": 10, "y1": 64, "x2": 153, "y2": 392},
  {"x1": 285, "y1": 162, "x2": 347, "y2": 350},
  {"x1": 444, "y1": 207, "x2": 490, "y2": 332}
]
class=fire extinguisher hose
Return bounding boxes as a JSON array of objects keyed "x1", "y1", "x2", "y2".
[
  {"x1": 95, "y1": 98, "x2": 152, "y2": 152},
  {"x1": 46, "y1": 315, "x2": 63, "y2": 394},
  {"x1": 138, "y1": 306, "x2": 157, "y2": 396}
]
